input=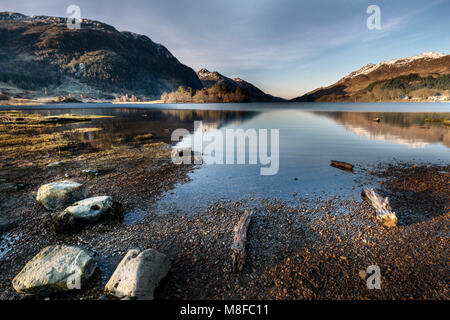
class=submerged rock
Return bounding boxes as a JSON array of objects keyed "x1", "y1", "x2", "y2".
[
  {"x1": 51, "y1": 196, "x2": 123, "y2": 232},
  {"x1": 36, "y1": 180, "x2": 87, "y2": 211},
  {"x1": 12, "y1": 245, "x2": 97, "y2": 295},
  {"x1": 104, "y1": 248, "x2": 170, "y2": 300}
]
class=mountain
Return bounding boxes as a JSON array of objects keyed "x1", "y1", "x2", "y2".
[
  {"x1": 292, "y1": 52, "x2": 450, "y2": 102},
  {"x1": 197, "y1": 68, "x2": 285, "y2": 102},
  {"x1": 0, "y1": 12, "x2": 203, "y2": 101}
]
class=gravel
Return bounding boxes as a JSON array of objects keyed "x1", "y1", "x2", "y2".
[{"x1": 0, "y1": 159, "x2": 448, "y2": 300}]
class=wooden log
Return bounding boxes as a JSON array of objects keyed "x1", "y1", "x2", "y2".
[
  {"x1": 372, "y1": 118, "x2": 381, "y2": 122},
  {"x1": 330, "y1": 160, "x2": 354, "y2": 171},
  {"x1": 361, "y1": 188, "x2": 397, "y2": 228},
  {"x1": 231, "y1": 210, "x2": 253, "y2": 272}
]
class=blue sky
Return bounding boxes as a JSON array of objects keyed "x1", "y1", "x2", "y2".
[{"x1": 1, "y1": 0, "x2": 449, "y2": 99}]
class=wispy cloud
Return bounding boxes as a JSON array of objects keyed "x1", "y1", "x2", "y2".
[{"x1": 1, "y1": 0, "x2": 448, "y2": 98}]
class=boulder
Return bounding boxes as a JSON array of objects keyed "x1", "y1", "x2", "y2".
[
  {"x1": 51, "y1": 196, "x2": 123, "y2": 233},
  {"x1": 104, "y1": 248, "x2": 170, "y2": 300},
  {"x1": 12, "y1": 245, "x2": 97, "y2": 295},
  {"x1": 36, "y1": 180, "x2": 87, "y2": 211}
]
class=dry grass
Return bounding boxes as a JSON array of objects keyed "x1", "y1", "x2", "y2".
[
  {"x1": 133, "y1": 133, "x2": 153, "y2": 142},
  {"x1": 0, "y1": 111, "x2": 112, "y2": 168}
]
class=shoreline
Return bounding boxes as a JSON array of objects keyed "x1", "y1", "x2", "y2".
[
  {"x1": 0, "y1": 110, "x2": 448, "y2": 300},
  {"x1": 1, "y1": 161, "x2": 448, "y2": 300},
  {"x1": 1, "y1": 98, "x2": 450, "y2": 107}
]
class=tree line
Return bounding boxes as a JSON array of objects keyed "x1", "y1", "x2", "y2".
[{"x1": 160, "y1": 85, "x2": 250, "y2": 103}]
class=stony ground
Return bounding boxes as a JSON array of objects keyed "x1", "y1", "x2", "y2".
[{"x1": 0, "y1": 111, "x2": 448, "y2": 300}]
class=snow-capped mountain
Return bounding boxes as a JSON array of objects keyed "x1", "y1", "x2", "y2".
[
  {"x1": 340, "y1": 52, "x2": 447, "y2": 82},
  {"x1": 292, "y1": 52, "x2": 450, "y2": 102}
]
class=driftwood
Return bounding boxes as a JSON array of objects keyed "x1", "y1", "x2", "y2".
[
  {"x1": 361, "y1": 188, "x2": 397, "y2": 228},
  {"x1": 330, "y1": 160, "x2": 354, "y2": 171},
  {"x1": 372, "y1": 118, "x2": 381, "y2": 122},
  {"x1": 231, "y1": 210, "x2": 253, "y2": 272}
]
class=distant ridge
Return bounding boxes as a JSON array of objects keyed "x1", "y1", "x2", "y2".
[
  {"x1": 197, "y1": 68, "x2": 285, "y2": 102},
  {"x1": 292, "y1": 52, "x2": 450, "y2": 102}
]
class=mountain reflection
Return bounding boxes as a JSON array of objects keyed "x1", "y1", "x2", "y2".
[{"x1": 315, "y1": 112, "x2": 449, "y2": 148}]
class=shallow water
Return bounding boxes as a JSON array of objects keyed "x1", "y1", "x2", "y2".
[
  {"x1": 5, "y1": 102, "x2": 449, "y2": 213},
  {"x1": 0, "y1": 234, "x2": 21, "y2": 260}
]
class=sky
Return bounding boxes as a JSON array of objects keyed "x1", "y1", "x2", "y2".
[{"x1": 1, "y1": 0, "x2": 449, "y2": 99}]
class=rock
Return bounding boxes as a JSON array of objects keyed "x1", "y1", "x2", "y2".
[
  {"x1": 358, "y1": 270, "x2": 367, "y2": 280},
  {"x1": 16, "y1": 183, "x2": 25, "y2": 190},
  {"x1": 46, "y1": 162, "x2": 62, "y2": 167},
  {"x1": 12, "y1": 245, "x2": 97, "y2": 295},
  {"x1": 104, "y1": 248, "x2": 170, "y2": 300},
  {"x1": 36, "y1": 180, "x2": 87, "y2": 211},
  {"x1": 82, "y1": 169, "x2": 99, "y2": 176},
  {"x1": 51, "y1": 196, "x2": 123, "y2": 233}
]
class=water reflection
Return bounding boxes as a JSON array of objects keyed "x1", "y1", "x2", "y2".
[
  {"x1": 316, "y1": 112, "x2": 449, "y2": 148},
  {"x1": 151, "y1": 109, "x2": 449, "y2": 212},
  {"x1": 20, "y1": 108, "x2": 258, "y2": 150},
  {"x1": 19, "y1": 108, "x2": 449, "y2": 152},
  {"x1": 11, "y1": 106, "x2": 449, "y2": 209}
]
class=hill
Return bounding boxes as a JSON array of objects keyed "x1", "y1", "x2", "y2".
[
  {"x1": 0, "y1": 12, "x2": 203, "y2": 102},
  {"x1": 292, "y1": 52, "x2": 450, "y2": 102},
  {"x1": 197, "y1": 68, "x2": 285, "y2": 102}
]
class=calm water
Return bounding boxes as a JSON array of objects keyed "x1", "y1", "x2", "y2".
[{"x1": 7, "y1": 102, "x2": 450, "y2": 213}]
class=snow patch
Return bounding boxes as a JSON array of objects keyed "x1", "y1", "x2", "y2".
[{"x1": 341, "y1": 52, "x2": 447, "y2": 81}]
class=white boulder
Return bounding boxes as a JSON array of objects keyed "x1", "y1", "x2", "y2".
[
  {"x1": 12, "y1": 245, "x2": 97, "y2": 295},
  {"x1": 104, "y1": 248, "x2": 170, "y2": 300},
  {"x1": 51, "y1": 196, "x2": 123, "y2": 232},
  {"x1": 36, "y1": 180, "x2": 87, "y2": 211}
]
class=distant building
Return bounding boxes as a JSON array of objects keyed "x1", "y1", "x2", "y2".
[{"x1": 428, "y1": 93, "x2": 449, "y2": 101}]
